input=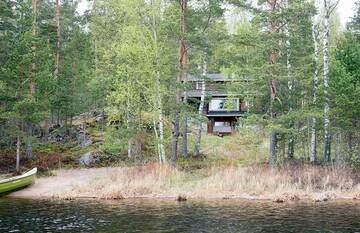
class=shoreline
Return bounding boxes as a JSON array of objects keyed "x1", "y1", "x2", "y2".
[
  {"x1": 8, "y1": 165, "x2": 360, "y2": 202},
  {"x1": 7, "y1": 194, "x2": 360, "y2": 204}
]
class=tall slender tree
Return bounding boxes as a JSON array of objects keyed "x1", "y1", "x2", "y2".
[
  {"x1": 268, "y1": 0, "x2": 280, "y2": 166},
  {"x1": 310, "y1": 0, "x2": 320, "y2": 163},
  {"x1": 193, "y1": 54, "x2": 207, "y2": 156},
  {"x1": 30, "y1": 0, "x2": 37, "y2": 96},
  {"x1": 25, "y1": 0, "x2": 38, "y2": 159},
  {"x1": 151, "y1": 0, "x2": 166, "y2": 164},
  {"x1": 283, "y1": 0, "x2": 294, "y2": 158},
  {"x1": 323, "y1": 0, "x2": 339, "y2": 161},
  {"x1": 171, "y1": 0, "x2": 188, "y2": 165},
  {"x1": 54, "y1": 0, "x2": 61, "y2": 79}
]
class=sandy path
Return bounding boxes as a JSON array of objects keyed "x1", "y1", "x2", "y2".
[{"x1": 10, "y1": 167, "x2": 120, "y2": 199}]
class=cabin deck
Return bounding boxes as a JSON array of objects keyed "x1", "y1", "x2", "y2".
[{"x1": 183, "y1": 73, "x2": 248, "y2": 134}]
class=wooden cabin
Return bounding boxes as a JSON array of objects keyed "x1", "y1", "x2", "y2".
[{"x1": 183, "y1": 73, "x2": 247, "y2": 134}]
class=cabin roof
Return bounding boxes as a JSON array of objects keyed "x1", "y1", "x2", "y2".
[
  {"x1": 185, "y1": 90, "x2": 241, "y2": 98},
  {"x1": 185, "y1": 73, "x2": 233, "y2": 82}
]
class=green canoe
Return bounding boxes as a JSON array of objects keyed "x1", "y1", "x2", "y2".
[{"x1": 0, "y1": 168, "x2": 37, "y2": 195}]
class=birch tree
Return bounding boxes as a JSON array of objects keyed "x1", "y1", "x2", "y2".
[
  {"x1": 151, "y1": 0, "x2": 166, "y2": 164},
  {"x1": 193, "y1": 55, "x2": 207, "y2": 156},
  {"x1": 310, "y1": 0, "x2": 320, "y2": 163},
  {"x1": 323, "y1": 0, "x2": 339, "y2": 162}
]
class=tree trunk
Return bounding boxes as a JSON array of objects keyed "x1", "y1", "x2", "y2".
[
  {"x1": 93, "y1": 0, "x2": 105, "y2": 132},
  {"x1": 25, "y1": 0, "x2": 38, "y2": 160},
  {"x1": 102, "y1": 63, "x2": 110, "y2": 132},
  {"x1": 69, "y1": 57, "x2": 77, "y2": 137},
  {"x1": 310, "y1": 3, "x2": 319, "y2": 163},
  {"x1": 153, "y1": 118, "x2": 165, "y2": 164},
  {"x1": 335, "y1": 131, "x2": 341, "y2": 164},
  {"x1": 16, "y1": 134, "x2": 21, "y2": 172},
  {"x1": 54, "y1": 0, "x2": 61, "y2": 78},
  {"x1": 64, "y1": 115, "x2": 69, "y2": 136},
  {"x1": 323, "y1": 0, "x2": 331, "y2": 162},
  {"x1": 194, "y1": 56, "x2": 207, "y2": 156},
  {"x1": 171, "y1": 104, "x2": 180, "y2": 165},
  {"x1": 25, "y1": 124, "x2": 33, "y2": 160},
  {"x1": 151, "y1": 0, "x2": 166, "y2": 164},
  {"x1": 134, "y1": 130, "x2": 142, "y2": 161},
  {"x1": 268, "y1": 0, "x2": 278, "y2": 166},
  {"x1": 30, "y1": 0, "x2": 37, "y2": 96},
  {"x1": 171, "y1": 0, "x2": 187, "y2": 166},
  {"x1": 348, "y1": 131, "x2": 354, "y2": 160},
  {"x1": 269, "y1": 130, "x2": 277, "y2": 166},
  {"x1": 158, "y1": 105, "x2": 166, "y2": 163},
  {"x1": 283, "y1": 0, "x2": 294, "y2": 159},
  {"x1": 53, "y1": 0, "x2": 61, "y2": 131},
  {"x1": 126, "y1": 83, "x2": 132, "y2": 159},
  {"x1": 154, "y1": 84, "x2": 166, "y2": 161},
  {"x1": 128, "y1": 139, "x2": 132, "y2": 159},
  {"x1": 181, "y1": 95, "x2": 188, "y2": 157},
  {"x1": 156, "y1": 73, "x2": 166, "y2": 164},
  {"x1": 94, "y1": 36, "x2": 104, "y2": 132},
  {"x1": 153, "y1": 120, "x2": 161, "y2": 161},
  {"x1": 281, "y1": 139, "x2": 286, "y2": 161},
  {"x1": 44, "y1": 94, "x2": 50, "y2": 142}
]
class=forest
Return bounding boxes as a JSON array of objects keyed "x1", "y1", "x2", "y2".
[{"x1": 1, "y1": 0, "x2": 360, "y2": 200}]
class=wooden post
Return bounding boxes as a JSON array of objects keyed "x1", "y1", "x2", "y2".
[{"x1": 207, "y1": 118, "x2": 214, "y2": 134}]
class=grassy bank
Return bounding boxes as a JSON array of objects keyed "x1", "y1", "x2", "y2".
[
  {"x1": 3, "y1": 126, "x2": 360, "y2": 201},
  {"x1": 10, "y1": 163, "x2": 360, "y2": 202}
]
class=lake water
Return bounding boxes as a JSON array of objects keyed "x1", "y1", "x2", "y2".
[{"x1": 0, "y1": 198, "x2": 360, "y2": 233}]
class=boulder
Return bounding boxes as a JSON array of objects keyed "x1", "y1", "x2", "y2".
[
  {"x1": 77, "y1": 132, "x2": 92, "y2": 148},
  {"x1": 79, "y1": 152, "x2": 95, "y2": 166}
]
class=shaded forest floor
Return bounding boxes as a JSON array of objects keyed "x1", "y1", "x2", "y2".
[{"x1": 0, "y1": 116, "x2": 270, "y2": 174}]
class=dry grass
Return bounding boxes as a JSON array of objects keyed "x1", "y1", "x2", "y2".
[
  {"x1": 11, "y1": 163, "x2": 360, "y2": 201},
  {"x1": 192, "y1": 164, "x2": 360, "y2": 200}
]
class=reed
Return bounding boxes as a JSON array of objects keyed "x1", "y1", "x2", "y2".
[{"x1": 15, "y1": 163, "x2": 359, "y2": 201}]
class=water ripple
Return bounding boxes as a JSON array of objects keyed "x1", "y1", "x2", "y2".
[{"x1": 0, "y1": 198, "x2": 359, "y2": 233}]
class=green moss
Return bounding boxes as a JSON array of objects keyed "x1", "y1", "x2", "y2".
[{"x1": 34, "y1": 141, "x2": 72, "y2": 154}]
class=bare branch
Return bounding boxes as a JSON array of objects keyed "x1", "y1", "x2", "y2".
[{"x1": 329, "y1": 0, "x2": 340, "y2": 15}]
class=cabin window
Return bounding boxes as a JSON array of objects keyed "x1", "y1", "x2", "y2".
[
  {"x1": 209, "y1": 98, "x2": 239, "y2": 111},
  {"x1": 196, "y1": 81, "x2": 202, "y2": 90},
  {"x1": 214, "y1": 122, "x2": 231, "y2": 127},
  {"x1": 214, "y1": 122, "x2": 232, "y2": 133}
]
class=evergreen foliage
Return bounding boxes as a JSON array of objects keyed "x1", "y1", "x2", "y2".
[{"x1": 0, "y1": 0, "x2": 359, "y2": 170}]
